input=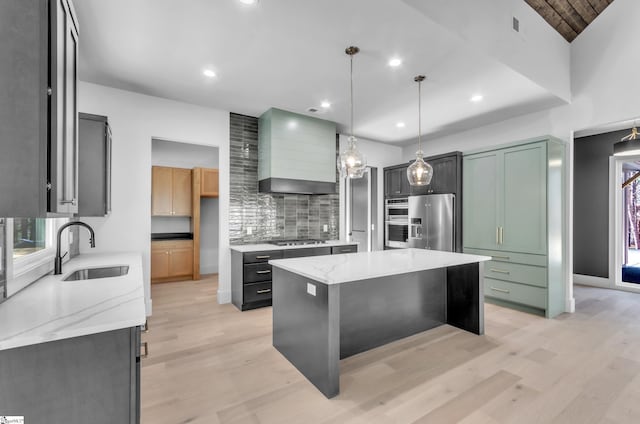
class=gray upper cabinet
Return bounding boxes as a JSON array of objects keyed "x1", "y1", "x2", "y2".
[
  {"x1": 78, "y1": 113, "x2": 112, "y2": 216},
  {"x1": 0, "y1": 0, "x2": 79, "y2": 217},
  {"x1": 384, "y1": 165, "x2": 411, "y2": 198}
]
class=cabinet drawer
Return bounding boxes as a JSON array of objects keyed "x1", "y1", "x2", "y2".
[
  {"x1": 152, "y1": 239, "x2": 193, "y2": 251},
  {"x1": 331, "y1": 245, "x2": 358, "y2": 254},
  {"x1": 464, "y1": 247, "x2": 546, "y2": 267},
  {"x1": 243, "y1": 250, "x2": 283, "y2": 264},
  {"x1": 244, "y1": 282, "x2": 272, "y2": 304},
  {"x1": 283, "y1": 247, "x2": 331, "y2": 258},
  {"x1": 484, "y1": 261, "x2": 547, "y2": 288},
  {"x1": 244, "y1": 263, "x2": 273, "y2": 283},
  {"x1": 484, "y1": 278, "x2": 546, "y2": 309}
]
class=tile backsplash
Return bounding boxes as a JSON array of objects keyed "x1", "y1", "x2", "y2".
[{"x1": 229, "y1": 113, "x2": 339, "y2": 244}]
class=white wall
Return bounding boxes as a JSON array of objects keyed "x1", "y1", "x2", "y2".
[
  {"x1": 151, "y1": 139, "x2": 220, "y2": 274},
  {"x1": 404, "y1": 0, "x2": 571, "y2": 102},
  {"x1": 570, "y1": 0, "x2": 640, "y2": 132},
  {"x1": 78, "y1": 82, "x2": 231, "y2": 314},
  {"x1": 339, "y1": 135, "x2": 404, "y2": 250}
]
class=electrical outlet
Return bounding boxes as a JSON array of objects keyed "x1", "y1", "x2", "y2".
[
  {"x1": 246, "y1": 227, "x2": 253, "y2": 235},
  {"x1": 306, "y1": 283, "x2": 316, "y2": 296},
  {"x1": 323, "y1": 224, "x2": 328, "y2": 233}
]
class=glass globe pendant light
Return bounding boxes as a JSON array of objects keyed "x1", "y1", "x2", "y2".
[
  {"x1": 407, "y1": 75, "x2": 433, "y2": 186},
  {"x1": 337, "y1": 46, "x2": 367, "y2": 179}
]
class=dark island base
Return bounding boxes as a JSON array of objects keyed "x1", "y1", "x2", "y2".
[{"x1": 272, "y1": 263, "x2": 484, "y2": 398}]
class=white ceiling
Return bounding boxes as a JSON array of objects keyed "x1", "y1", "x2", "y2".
[{"x1": 74, "y1": 0, "x2": 566, "y2": 145}]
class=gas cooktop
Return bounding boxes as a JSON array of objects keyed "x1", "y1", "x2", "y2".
[{"x1": 268, "y1": 239, "x2": 327, "y2": 246}]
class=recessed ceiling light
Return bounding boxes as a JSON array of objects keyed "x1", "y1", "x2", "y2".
[
  {"x1": 388, "y1": 58, "x2": 402, "y2": 67},
  {"x1": 470, "y1": 94, "x2": 483, "y2": 102},
  {"x1": 321, "y1": 101, "x2": 331, "y2": 108},
  {"x1": 203, "y1": 69, "x2": 216, "y2": 78},
  {"x1": 238, "y1": 0, "x2": 258, "y2": 5},
  {"x1": 396, "y1": 122, "x2": 406, "y2": 128}
]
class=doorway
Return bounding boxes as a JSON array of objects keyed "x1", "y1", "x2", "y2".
[{"x1": 612, "y1": 155, "x2": 640, "y2": 292}]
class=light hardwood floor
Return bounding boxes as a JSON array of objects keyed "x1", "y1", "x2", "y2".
[{"x1": 142, "y1": 276, "x2": 640, "y2": 423}]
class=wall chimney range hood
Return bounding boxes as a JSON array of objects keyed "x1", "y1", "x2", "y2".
[{"x1": 258, "y1": 108, "x2": 337, "y2": 194}]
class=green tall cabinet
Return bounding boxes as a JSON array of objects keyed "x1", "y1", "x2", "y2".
[{"x1": 463, "y1": 137, "x2": 566, "y2": 318}]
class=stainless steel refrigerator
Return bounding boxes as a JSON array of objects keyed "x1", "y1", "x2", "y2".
[{"x1": 408, "y1": 194, "x2": 455, "y2": 251}]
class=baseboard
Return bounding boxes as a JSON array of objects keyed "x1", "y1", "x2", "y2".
[
  {"x1": 573, "y1": 274, "x2": 610, "y2": 288},
  {"x1": 217, "y1": 289, "x2": 231, "y2": 304}
]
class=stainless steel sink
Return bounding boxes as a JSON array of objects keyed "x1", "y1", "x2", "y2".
[{"x1": 63, "y1": 266, "x2": 130, "y2": 281}]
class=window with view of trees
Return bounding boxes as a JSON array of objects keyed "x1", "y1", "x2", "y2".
[{"x1": 13, "y1": 218, "x2": 46, "y2": 259}]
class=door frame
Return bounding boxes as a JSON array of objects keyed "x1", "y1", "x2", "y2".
[{"x1": 610, "y1": 155, "x2": 640, "y2": 293}]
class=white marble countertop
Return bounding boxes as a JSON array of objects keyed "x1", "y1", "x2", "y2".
[
  {"x1": 269, "y1": 248, "x2": 491, "y2": 285},
  {"x1": 0, "y1": 252, "x2": 146, "y2": 351},
  {"x1": 230, "y1": 240, "x2": 357, "y2": 253}
]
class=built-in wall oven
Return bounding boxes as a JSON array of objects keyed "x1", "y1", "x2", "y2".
[{"x1": 385, "y1": 198, "x2": 409, "y2": 248}]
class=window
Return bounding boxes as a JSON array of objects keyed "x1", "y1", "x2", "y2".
[
  {"x1": 13, "y1": 218, "x2": 47, "y2": 258},
  {"x1": 5, "y1": 217, "x2": 68, "y2": 296}
]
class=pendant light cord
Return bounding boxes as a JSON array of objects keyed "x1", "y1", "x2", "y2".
[
  {"x1": 350, "y1": 53, "x2": 354, "y2": 139},
  {"x1": 418, "y1": 78, "x2": 422, "y2": 153}
]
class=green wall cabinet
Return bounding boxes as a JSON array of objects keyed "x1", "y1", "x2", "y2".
[{"x1": 463, "y1": 137, "x2": 565, "y2": 318}]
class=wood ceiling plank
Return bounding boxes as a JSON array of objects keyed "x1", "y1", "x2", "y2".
[
  {"x1": 524, "y1": 0, "x2": 579, "y2": 42},
  {"x1": 566, "y1": 0, "x2": 598, "y2": 23},
  {"x1": 586, "y1": 0, "x2": 610, "y2": 14},
  {"x1": 547, "y1": 0, "x2": 588, "y2": 33}
]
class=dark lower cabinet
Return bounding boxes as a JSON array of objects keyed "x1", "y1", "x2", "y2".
[
  {"x1": 0, "y1": 326, "x2": 142, "y2": 424},
  {"x1": 231, "y1": 245, "x2": 357, "y2": 311}
]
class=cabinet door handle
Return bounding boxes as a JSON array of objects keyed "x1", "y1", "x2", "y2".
[
  {"x1": 492, "y1": 255, "x2": 510, "y2": 260},
  {"x1": 255, "y1": 255, "x2": 270, "y2": 259},
  {"x1": 496, "y1": 227, "x2": 499, "y2": 244},
  {"x1": 141, "y1": 342, "x2": 149, "y2": 358},
  {"x1": 490, "y1": 268, "x2": 510, "y2": 275},
  {"x1": 256, "y1": 289, "x2": 271, "y2": 294},
  {"x1": 256, "y1": 270, "x2": 271, "y2": 274},
  {"x1": 340, "y1": 249, "x2": 352, "y2": 252},
  {"x1": 60, "y1": 198, "x2": 77, "y2": 205},
  {"x1": 490, "y1": 287, "x2": 510, "y2": 294},
  {"x1": 499, "y1": 227, "x2": 504, "y2": 244}
]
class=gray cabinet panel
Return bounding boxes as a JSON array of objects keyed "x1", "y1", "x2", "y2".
[
  {"x1": 0, "y1": 327, "x2": 140, "y2": 424},
  {"x1": 78, "y1": 113, "x2": 111, "y2": 216},
  {"x1": 0, "y1": 0, "x2": 79, "y2": 217},
  {"x1": 283, "y1": 246, "x2": 331, "y2": 258}
]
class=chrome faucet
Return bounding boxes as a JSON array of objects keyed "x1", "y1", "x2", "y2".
[{"x1": 54, "y1": 221, "x2": 96, "y2": 275}]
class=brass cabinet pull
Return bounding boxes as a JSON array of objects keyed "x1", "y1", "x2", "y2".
[
  {"x1": 341, "y1": 249, "x2": 352, "y2": 252},
  {"x1": 490, "y1": 287, "x2": 510, "y2": 294},
  {"x1": 256, "y1": 270, "x2": 271, "y2": 274},
  {"x1": 496, "y1": 227, "x2": 499, "y2": 244},
  {"x1": 255, "y1": 255, "x2": 270, "y2": 259},
  {"x1": 256, "y1": 289, "x2": 271, "y2": 294},
  {"x1": 490, "y1": 268, "x2": 510, "y2": 275},
  {"x1": 141, "y1": 342, "x2": 149, "y2": 358},
  {"x1": 499, "y1": 227, "x2": 504, "y2": 244},
  {"x1": 492, "y1": 255, "x2": 510, "y2": 260}
]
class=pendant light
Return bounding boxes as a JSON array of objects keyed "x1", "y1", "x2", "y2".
[
  {"x1": 614, "y1": 124, "x2": 640, "y2": 156},
  {"x1": 407, "y1": 75, "x2": 433, "y2": 186},
  {"x1": 337, "y1": 46, "x2": 367, "y2": 179}
]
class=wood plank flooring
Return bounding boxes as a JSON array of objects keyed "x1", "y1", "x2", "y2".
[{"x1": 142, "y1": 277, "x2": 640, "y2": 423}]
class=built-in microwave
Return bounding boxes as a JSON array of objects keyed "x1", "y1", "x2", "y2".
[{"x1": 385, "y1": 198, "x2": 409, "y2": 248}]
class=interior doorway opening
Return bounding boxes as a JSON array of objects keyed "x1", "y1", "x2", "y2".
[{"x1": 621, "y1": 161, "x2": 640, "y2": 284}]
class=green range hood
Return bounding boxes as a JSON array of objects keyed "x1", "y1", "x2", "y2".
[{"x1": 258, "y1": 108, "x2": 337, "y2": 194}]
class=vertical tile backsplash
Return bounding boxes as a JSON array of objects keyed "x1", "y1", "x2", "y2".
[{"x1": 229, "y1": 113, "x2": 339, "y2": 244}]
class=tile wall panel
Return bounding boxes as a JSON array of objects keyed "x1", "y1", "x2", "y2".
[{"x1": 229, "y1": 113, "x2": 339, "y2": 244}]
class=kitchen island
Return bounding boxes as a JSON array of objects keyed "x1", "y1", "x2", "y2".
[{"x1": 270, "y1": 248, "x2": 490, "y2": 398}]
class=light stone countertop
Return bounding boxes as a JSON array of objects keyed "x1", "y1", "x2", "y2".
[
  {"x1": 0, "y1": 252, "x2": 146, "y2": 351},
  {"x1": 269, "y1": 248, "x2": 491, "y2": 285},
  {"x1": 230, "y1": 240, "x2": 357, "y2": 253}
]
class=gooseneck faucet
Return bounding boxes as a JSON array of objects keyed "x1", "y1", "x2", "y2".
[{"x1": 54, "y1": 221, "x2": 96, "y2": 275}]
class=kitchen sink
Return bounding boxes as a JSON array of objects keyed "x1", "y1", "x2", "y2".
[{"x1": 63, "y1": 266, "x2": 130, "y2": 281}]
